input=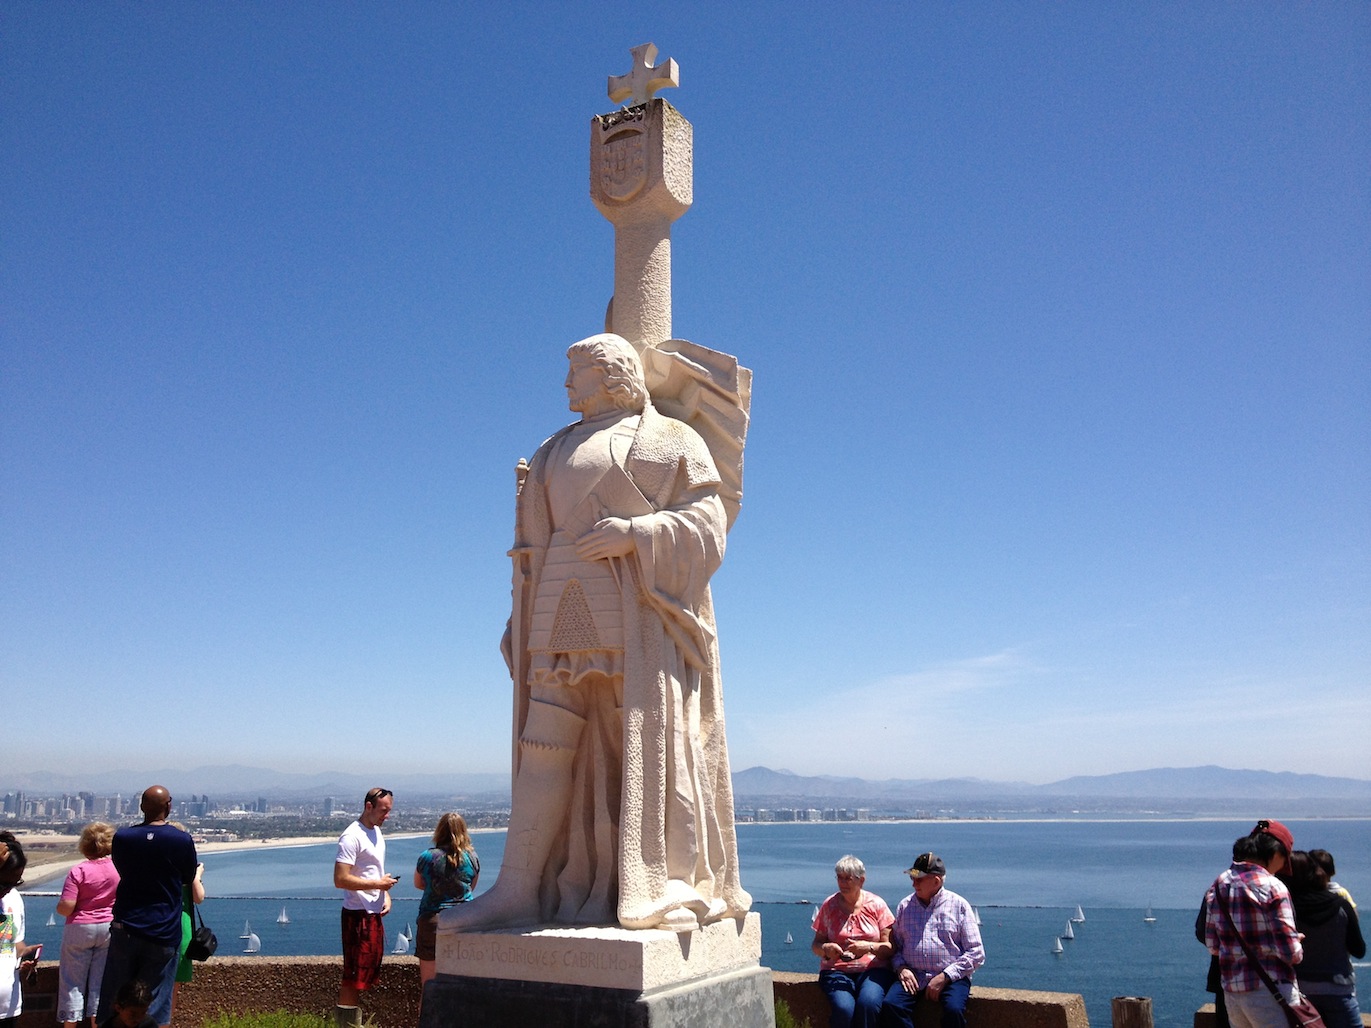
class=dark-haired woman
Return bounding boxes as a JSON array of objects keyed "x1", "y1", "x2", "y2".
[
  {"x1": 1288, "y1": 850, "x2": 1364, "y2": 1028},
  {"x1": 413, "y1": 813, "x2": 479, "y2": 1006}
]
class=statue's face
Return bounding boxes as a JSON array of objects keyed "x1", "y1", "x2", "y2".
[{"x1": 565, "y1": 357, "x2": 609, "y2": 414}]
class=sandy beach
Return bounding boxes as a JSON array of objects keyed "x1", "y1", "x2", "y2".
[
  {"x1": 18, "y1": 832, "x2": 346, "y2": 888},
  {"x1": 16, "y1": 828, "x2": 507, "y2": 889}
]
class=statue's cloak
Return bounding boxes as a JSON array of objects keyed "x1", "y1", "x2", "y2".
[{"x1": 509, "y1": 401, "x2": 751, "y2": 928}]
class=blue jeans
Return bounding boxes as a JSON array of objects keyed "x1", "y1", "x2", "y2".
[
  {"x1": 1307, "y1": 993, "x2": 1363, "y2": 1028},
  {"x1": 880, "y1": 975, "x2": 971, "y2": 1028},
  {"x1": 820, "y1": 967, "x2": 896, "y2": 1028},
  {"x1": 97, "y1": 925, "x2": 178, "y2": 1027}
]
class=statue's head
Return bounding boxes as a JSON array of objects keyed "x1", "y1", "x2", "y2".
[{"x1": 566, "y1": 333, "x2": 648, "y2": 415}]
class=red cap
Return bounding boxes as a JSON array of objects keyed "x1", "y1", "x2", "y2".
[{"x1": 1252, "y1": 819, "x2": 1294, "y2": 856}]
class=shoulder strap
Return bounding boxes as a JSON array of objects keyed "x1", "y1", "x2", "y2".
[{"x1": 1214, "y1": 880, "x2": 1291, "y2": 1006}]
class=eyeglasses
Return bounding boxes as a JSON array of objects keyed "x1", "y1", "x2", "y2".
[{"x1": 836, "y1": 873, "x2": 862, "y2": 881}]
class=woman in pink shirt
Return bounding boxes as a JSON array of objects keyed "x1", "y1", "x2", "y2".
[
  {"x1": 811, "y1": 854, "x2": 895, "y2": 1028},
  {"x1": 56, "y1": 822, "x2": 119, "y2": 1028}
]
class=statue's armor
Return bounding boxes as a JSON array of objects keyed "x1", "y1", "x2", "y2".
[{"x1": 527, "y1": 412, "x2": 641, "y2": 658}]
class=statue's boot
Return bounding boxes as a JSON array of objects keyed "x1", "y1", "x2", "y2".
[{"x1": 441, "y1": 700, "x2": 584, "y2": 931}]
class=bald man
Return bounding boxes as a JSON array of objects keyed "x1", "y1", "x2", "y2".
[{"x1": 97, "y1": 786, "x2": 198, "y2": 1028}]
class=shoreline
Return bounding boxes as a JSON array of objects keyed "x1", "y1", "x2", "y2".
[
  {"x1": 19, "y1": 814, "x2": 1368, "y2": 887},
  {"x1": 16, "y1": 827, "x2": 508, "y2": 888}
]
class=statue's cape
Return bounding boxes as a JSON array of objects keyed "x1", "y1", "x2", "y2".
[{"x1": 638, "y1": 339, "x2": 751, "y2": 528}]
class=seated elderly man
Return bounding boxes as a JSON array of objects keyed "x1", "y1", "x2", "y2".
[{"x1": 879, "y1": 852, "x2": 985, "y2": 1028}]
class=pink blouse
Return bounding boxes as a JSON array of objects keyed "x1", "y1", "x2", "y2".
[
  {"x1": 60, "y1": 857, "x2": 119, "y2": 925},
  {"x1": 812, "y1": 890, "x2": 895, "y2": 972}
]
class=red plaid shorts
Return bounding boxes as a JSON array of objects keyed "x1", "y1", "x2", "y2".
[{"x1": 340, "y1": 909, "x2": 385, "y2": 990}]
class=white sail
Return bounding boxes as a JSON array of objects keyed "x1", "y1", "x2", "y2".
[
  {"x1": 46, "y1": 912, "x2": 57, "y2": 926},
  {"x1": 973, "y1": 907, "x2": 982, "y2": 925},
  {"x1": 784, "y1": 932, "x2": 793, "y2": 944},
  {"x1": 277, "y1": 906, "x2": 290, "y2": 924},
  {"x1": 392, "y1": 928, "x2": 411, "y2": 955},
  {"x1": 240, "y1": 920, "x2": 252, "y2": 939},
  {"x1": 1052, "y1": 937, "x2": 1063, "y2": 954},
  {"x1": 1062, "y1": 921, "x2": 1074, "y2": 940},
  {"x1": 244, "y1": 932, "x2": 261, "y2": 954},
  {"x1": 1072, "y1": 905, "x2": 1085, "y2": 923},
  {"x1": 1143, "y1": 906, "x2": 1157, "y2": 923}
]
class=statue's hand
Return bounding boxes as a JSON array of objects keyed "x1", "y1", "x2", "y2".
[{"x1": 576, "y1": 517, "x2": 636, "y2": 559}]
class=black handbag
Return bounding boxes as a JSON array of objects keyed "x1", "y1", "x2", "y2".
[{"x1": 185, "y1": 906, "x2": 218, "y2": 962}]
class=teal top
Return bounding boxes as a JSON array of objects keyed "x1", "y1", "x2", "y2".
[{"x1": 415, "y1": 847, "x2": 478, "y2": 917}]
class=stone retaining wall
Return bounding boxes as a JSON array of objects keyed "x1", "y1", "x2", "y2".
[{"x1": 19, "y1": 960, "x2": 1092, "y2": 1027}]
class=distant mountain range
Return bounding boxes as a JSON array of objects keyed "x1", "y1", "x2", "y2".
[
  {"x1": 5, "y1": 764, "x2": 1368, "y2": 815},
  {"x1": 3, "y1": 765, "x2": 510, "y2": 801},
  {"x1": 730, "y1": 765, "x2": 1371, "y2": 816}
]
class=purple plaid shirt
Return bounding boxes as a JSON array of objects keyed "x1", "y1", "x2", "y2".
[
  {"x1": 1204, "y1": 860, "x2": 1303, "y2": 992},
  {"x1": 890, "y1": 886, "x2": 985, "y2": 988}
]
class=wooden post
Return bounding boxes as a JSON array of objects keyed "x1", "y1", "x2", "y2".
[{"x1": 1111, "y1": 996, "x2": 1154, "y2": 1028}]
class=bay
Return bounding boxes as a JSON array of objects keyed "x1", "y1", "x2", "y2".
[{"x1": 21, "y1": 818, "x2": 1368, "y2": 1028}]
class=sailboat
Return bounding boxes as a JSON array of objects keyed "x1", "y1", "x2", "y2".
[
  {"x1": 391, "y1": 926, "x2": 411, "y2": 955},
  {"x1": 243, "y1": 931, "x2": 261, "y2": 954},
  {"x1": 240, "y1": 920, "x2": 252, "y2": 939},
  {"x1": 1143, "y1": 906, "x2": 1157, "y2": 923},
  {"x1": 784, "y1": 932, "x2": 794, "y2": 945},
  {"x1": 1061, "y1": 921, "x2": 1075, "y2": 940},
  {"x1": 46, "y1": 912, "x2": 57, "y2": 926},
  {"x1": 973, "y1": 907, "x2": 982, "y2": 926},
  {"x1": 276, "y1": 906, "x2": 290, "y2": 925},
  {"x1": 1051, "y1": 937, "x2": 1064, "y2": 954},
  {"x1": 1071, "y1": 905, "x2": 1085, "y2": 923}
]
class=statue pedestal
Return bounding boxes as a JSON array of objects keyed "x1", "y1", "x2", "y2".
[{"x1": 419, "y1": 913, "x2": 775, "y2": 1028}]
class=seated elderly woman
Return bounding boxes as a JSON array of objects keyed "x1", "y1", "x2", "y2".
[{"x1": 811, "y1": 854, "x2": 895, "y2": 1028}]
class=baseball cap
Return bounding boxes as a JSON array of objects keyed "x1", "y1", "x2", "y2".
[
  {"x1": 906, "y1": 852, "x2": 946, "y2": 877},
  {"x1": 1252, "y1": 819, "x2": 1294, "y2": 856}
]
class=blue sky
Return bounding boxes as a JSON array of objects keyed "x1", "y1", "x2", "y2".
[{"x1": 3, "y1": 4, "x2": 1367, "y2": 784}]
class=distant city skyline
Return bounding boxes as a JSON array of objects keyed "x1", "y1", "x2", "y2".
[{"x1": 3, "y1": 6, "x2": 1367, "y2": 782}]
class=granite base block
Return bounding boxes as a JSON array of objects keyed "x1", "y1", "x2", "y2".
[
  {"x1": 434, "y1": 914, "x2": 763, "y2": 992},
  {"x1": 417, "y1": 963, "x2": 776, "y2": 1028}
]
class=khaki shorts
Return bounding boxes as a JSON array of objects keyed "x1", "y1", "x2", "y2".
[{"x1": 415, "y1": 914, "x2": 439, "y2": 961}]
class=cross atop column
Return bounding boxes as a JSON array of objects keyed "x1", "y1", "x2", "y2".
[{"x1": 607, "y1": 42, "x2": 679, "y2": 106}]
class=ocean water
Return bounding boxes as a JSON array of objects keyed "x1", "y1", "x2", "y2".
[{"x1": 22, "y1": 818, "x2": 1369, "y2": 1028}]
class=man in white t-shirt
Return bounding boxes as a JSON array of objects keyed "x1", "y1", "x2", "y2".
[{"x1": 332, "y1": 789, "x2": 399, "y2": 1028}]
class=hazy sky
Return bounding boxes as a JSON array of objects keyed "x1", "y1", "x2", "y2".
[{"x1": 4, "y1": 4, "x2": 1367, "y2": 785}]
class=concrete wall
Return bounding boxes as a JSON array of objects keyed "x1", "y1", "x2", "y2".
[{"x1": 21, "y1": 960, "x2": 1091, "y2": 1028}]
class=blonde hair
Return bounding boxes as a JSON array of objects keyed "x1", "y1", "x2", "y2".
[
  {"x1": 431, "y1": 812, "x2": 474, "y2": 870},
  {"x1": 80, "y1": 821, "x2": 115, "y2": 860}
]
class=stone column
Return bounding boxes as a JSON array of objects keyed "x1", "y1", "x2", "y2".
[{"x1": 590, "y1": 47, "x2": 692, "y2": 350}]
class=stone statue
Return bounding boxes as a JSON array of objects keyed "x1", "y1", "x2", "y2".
[{"x1": 447, "y1": 332, "x2": 751, "y2": 932}]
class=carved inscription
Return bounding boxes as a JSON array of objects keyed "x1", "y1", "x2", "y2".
[{"x1": 441, "y1": 936, "x2": 636, "y2": 979}]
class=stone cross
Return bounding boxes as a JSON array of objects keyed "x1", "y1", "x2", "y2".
[
  {"x1": 591, "y1": 43, "x2": 692, "y2": 349},
  {"x1": 607, "y1": 43, "x2": 679, "y2": 106}
]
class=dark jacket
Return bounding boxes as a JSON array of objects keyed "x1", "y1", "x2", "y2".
[{"x1": 1290, "y1": 885, "x2": 1364, "y2": 991}]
